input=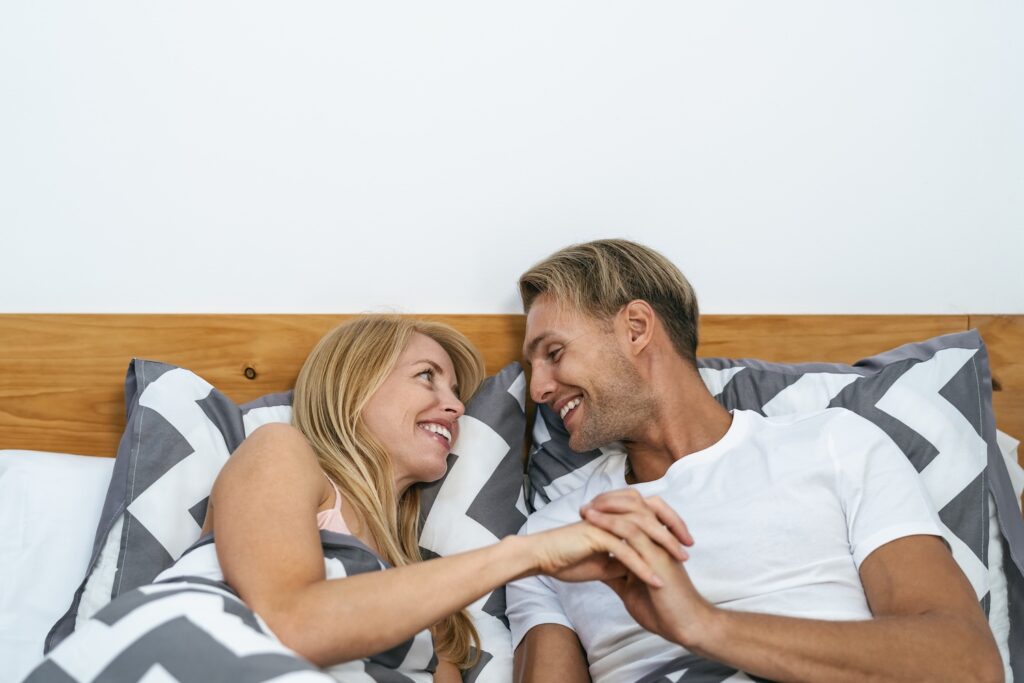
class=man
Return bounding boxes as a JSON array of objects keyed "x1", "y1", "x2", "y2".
[{"x1": 507, "y1": 240, "x2": 1003, "y2": 682}]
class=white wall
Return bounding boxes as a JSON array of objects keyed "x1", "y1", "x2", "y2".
[{"x1": 2, "y1": 1, "x2": 1021, "y2": 314}]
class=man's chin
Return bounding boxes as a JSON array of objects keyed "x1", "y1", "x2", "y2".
[
  {"x1": 567, "y1": 430, "x2": 602, "y2": 454},
  {"x1": 567, "y1": 416, "x2": 626, "y2": 453}
]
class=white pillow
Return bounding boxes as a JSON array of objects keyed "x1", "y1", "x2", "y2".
[
  {"x1": 991, "y1": 431, "x2": 1023, "y2": 683},
  {"x1": 996, "y1": 430, "x2": 1024, "y2": 506},
  {"x1": 0, "y1": 450, "x2": 114, "y2": 683}
]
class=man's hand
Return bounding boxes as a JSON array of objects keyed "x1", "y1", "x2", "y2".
[
  {"x1": 527, "y1": 491, "x2": 693, "y2": 589},
  {"x1": 580, "y1": 489, "x2": 715, "y2": 646}
]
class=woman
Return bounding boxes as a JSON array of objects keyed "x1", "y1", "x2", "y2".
[{"x1": 31, "y1": 316, "x2": 689, "y2": 682}]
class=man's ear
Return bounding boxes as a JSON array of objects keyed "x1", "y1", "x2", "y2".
[{"x1": 621, "y1": 300, "x2": 656, "y2": 354}]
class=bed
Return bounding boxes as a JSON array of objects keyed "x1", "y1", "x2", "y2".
[{"x1": 1, "y1": 313, "x2": 1022, "y2": 682}]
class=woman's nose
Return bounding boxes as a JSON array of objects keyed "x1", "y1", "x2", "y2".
[{"x1": 442, "y1": 389, "x2": 465, "y2": 419}]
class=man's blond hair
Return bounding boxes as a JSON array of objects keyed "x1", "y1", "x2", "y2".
[{"x1": 519, "y1": 239, "x2": 700, "y2": 366}]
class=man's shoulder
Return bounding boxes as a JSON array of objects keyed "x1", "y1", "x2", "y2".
[
  {"x1": 755, "y1": 406, "x2": 859, "y2": 427},
  {"x1": 750, "y1": 407, "x2": 902, "y2": 478},
  {"x1": 734, "y1": 408, "x2": 893, "y2": 468},
  {"x1": 754, "y1": 407, "x2": 883, "y2": 439}
]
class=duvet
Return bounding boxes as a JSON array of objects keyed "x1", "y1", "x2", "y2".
[{"x1": 25, "y1": 532, "x2": 437, "y2": 683}]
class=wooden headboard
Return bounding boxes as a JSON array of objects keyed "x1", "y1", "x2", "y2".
[{"x1": 0, "y1": 314, "x2": 1020, "y2": 471}]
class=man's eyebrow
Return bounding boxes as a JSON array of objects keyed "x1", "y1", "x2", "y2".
[{"x1": 523, "y1": 332, "x2": 554, "y2": 360}]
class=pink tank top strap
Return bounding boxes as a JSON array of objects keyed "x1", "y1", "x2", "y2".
[
  {"x1": 316, "y1": 474, "x2": 352, "y2": 534},
  {"x1": 325, "y1": 475, "x2": 343, "y2": 514}
]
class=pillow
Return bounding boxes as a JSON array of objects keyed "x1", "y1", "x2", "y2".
[
  {"x1": 0, "y1": 451, "x2": 114, "y2": 683},
  {"x1": 989, "y1": 432, "x2": 1023, "y2": 683},
  {"x1": 527, "y1": 330, "x2": 1024, "y2": 678},
  {"x1": 47, "y1": 358, "x2": 527, "y2": 683}
]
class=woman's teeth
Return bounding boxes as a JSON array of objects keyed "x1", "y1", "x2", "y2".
[{"x1": 419, "y1": 423, "x2": 452, "y2": 443}]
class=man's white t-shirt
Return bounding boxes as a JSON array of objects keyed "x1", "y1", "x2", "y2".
[{"x1": 507, "y1": 409, "x2": 946, "y2": 683}]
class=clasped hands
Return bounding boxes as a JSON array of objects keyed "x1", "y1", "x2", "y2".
[{"x1": 532, "y1": 489, "x2": 715, "y2": 648}]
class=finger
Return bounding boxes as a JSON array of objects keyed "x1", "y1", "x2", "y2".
[
  {"x1": 643, "y1": 496, "x2": 694, "y2": 546},
  {"x1": 585, "y1": 508, "x2": 689, "y2": 561},
  {"x1": 582, "y1": 507, "x2": 689, "y2": 562},
  {"x1": 582, "y1": 489, "x2": 646, "y2": 514},
  {"x1": 583, "y1": 494, "x2": 694, "y2": 548},
  {"x1": 590, "y1": 527, "x2": 665, "y2": 588},
  {"x1": 585, "y1": 509, "x2": 688, "y2": 565}
]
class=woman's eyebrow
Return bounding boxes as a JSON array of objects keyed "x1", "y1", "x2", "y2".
[
  {"x1": 413, "y1": 359, "x2": 444, "y2": 373},
  {"x1": 417, "y1": 358, "x2": 462, "y2": 395},
  {"x1": 413, "y1": 359, "x2": 458, "y2": 393}
]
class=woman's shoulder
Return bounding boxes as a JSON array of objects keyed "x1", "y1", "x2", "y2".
[
  {"x1": 237, "y1": 423, "x2": 316, "y2": 461},
  {"x1": 246, "y1": 421, "x2": 308, "y2": 446},
  {"x1": 205, "y1": 423, "x2": 330, "y2": 534},
  {"x1": 217, "y1": 423, "x2": 323, "y2": 489}
]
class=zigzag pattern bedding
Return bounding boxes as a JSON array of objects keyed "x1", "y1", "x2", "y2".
[
  {"x1": 27, "y1": 578, "x2": 330, "y2": 683},
  {"x1": 29, "y1": 533, "x2": 438, "y2": 682},
  {"x1": 632, "y1": 654, "x2": 773, "y2": 683}
]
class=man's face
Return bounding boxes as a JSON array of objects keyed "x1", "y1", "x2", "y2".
[{"x1": 523, "y1": 295, "x2": 654, "y2": 452}]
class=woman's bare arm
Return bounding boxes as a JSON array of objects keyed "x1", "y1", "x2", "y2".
[
  {"x1": 432, "y1": 659, "x2": 463, "y2": 683},
  {"x1": 211, "y1": 423, "x2": 686, "y2": 668}
]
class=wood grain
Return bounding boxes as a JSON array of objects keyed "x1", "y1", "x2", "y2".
[
  {"x1": 698, "y1": 315, "x2": 968, "y2": 364},
  {"x1": 0, "y1": 315, "x2": 525, "y2": 457},
  {"x1": 0, "y1": 315, "x2": 1020, "y2": 478},
  {"x1": 970, "y1": 315, "x2": 1024, "y2": 450}
]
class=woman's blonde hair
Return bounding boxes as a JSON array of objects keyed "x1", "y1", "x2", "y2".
[{"x1": 292, "y1": 315, "x2": 484, "y2": 668}]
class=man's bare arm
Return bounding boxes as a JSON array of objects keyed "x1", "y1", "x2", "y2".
[
  {"x1": 683, "y1": 536, "x2": 1003, "y2": 683},
  {"x1": 514, "y1": 624, "x2": 590, "y2": 683}
]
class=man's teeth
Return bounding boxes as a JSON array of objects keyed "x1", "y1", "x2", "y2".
[
  {"x1": 419, "y1": 423, "x2": 452, "y2": 442},
  {"x1": 560, "y1": 397, "x2": 582, "y2": 420}
]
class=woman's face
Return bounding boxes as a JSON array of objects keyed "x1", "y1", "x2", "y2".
[{"x1": 362, "y1": 332, "x2": 465, "y2": 493}]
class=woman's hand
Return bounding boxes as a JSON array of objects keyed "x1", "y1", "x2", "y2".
[
  {"x1": 579, "y1": 489, "x2": 714, "y2": 647},
  {"x1": 526, "y1": 490, "x2": 694, "y2": 589}
]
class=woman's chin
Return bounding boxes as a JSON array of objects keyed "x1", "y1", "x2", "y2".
[
  {"x1": 425, "y1": 465, "x2": 449, "y2": 483},
  {"x1": 416, "y1": 458, "x2": 451, "y2": 485}
]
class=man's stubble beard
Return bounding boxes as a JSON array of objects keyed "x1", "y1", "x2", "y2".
[{"x1": 568, "y1": 348, "x2": 657, "y2": 453}]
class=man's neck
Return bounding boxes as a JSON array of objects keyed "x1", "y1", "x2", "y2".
[{"x1": 623, "y1": 369, "x2": 734, "y2": 484}]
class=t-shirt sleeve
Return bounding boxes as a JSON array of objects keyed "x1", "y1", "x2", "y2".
[
  {"x1": 829, "y1": 411, "x2": 946, "y2": 569},
  {"x1": 505, "y1": 519, "x2": 576, "y2": 651}
]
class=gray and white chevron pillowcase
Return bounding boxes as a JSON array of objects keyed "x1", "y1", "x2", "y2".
[
  {"x1": 47, "y1": 359, "x2": 527, "y2": 683},
  {"x1": 527, "y1": 330, "x2": 1024, "y2": 679}
]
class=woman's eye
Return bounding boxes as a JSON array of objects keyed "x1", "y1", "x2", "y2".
[{"x1": 417, "y1": 369, "x2": 434, "y2": 382}]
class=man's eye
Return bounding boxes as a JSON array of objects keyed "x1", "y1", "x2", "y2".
[{"x1": 547, "y1": 347, "x2": 563, "y2": 362}]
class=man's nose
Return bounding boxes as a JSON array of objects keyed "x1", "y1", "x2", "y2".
[{"x1": 530, "y1": 365, "x2": 556, "y2": 404}]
